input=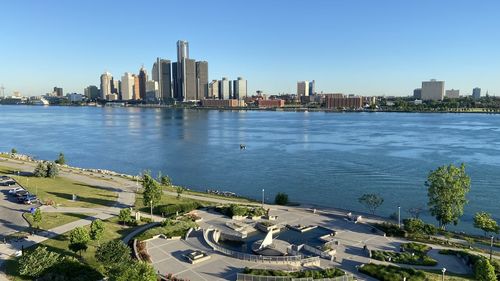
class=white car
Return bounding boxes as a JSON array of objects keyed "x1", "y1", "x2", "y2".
[{"x1": 8, "y1": 187, "x2": 24, "y2": 194}]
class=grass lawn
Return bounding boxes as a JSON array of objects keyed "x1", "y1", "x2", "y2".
[
  {"x1": 359, "y1": 264, "x2": 473, "y2": 281},
  {"x1": 0, "y1": 165, "x2": 118, "y2": 208},
  {"x1": 165, "y1": 185, "x2": 257, "y2": 204},
  {"x1": 135, "y1": 192, "x2": 214, "y2": 215},
  {"x1": 24, "y1": 212, "x2": 94, "y2": 230},
  {"x1": 3, "y1": 217, "x2": 144, "y2": 280}
]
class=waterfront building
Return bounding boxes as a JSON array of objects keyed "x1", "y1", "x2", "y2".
[
  {"x1": 152, "y1": 58, "x2": 172, "y2": 102},
  {"x1": 325, "y1": 95, "x2": 363, "y2": 109},
  {"x1": 196, "y1": 61, "x2": 208, "y2": 100},
  {"x1": 174, "y1": 40, "x2": 189, "y2": 101},
  {"x1": 84, "y1": 85, "x2": 99, "y2": 100},
  {"x1": 413, "y1": 88, "x2": 422, "y2": 99},
  {"x1": 256, "y1": 99, "x2": 284, "y2": 108},
  {"x1": 67, "y1": 93, "x2": 84, "y2": 102},
  {"x1": 184, "y1": 59, "x2": 197, "y2": 101},
  {"x1": 297, "y1": 81, "x2": 309, "y2": 97},
  {"x1": 133, "y1": 75, "x2": 140, "y2": 100},
  {"x1": 445, "y1": 89, "x2": 460, "y2": 99},
  {"x1": 473, "y1": 87, "x2": 481, "y2": 99},
  {"x1": 421, "y1": 79, "x2": 445, "y2": 101},
  {"x1": 138, "y1": 67, "x2": 148, "y2": 100},
  {"x1": 208, "y1": 80, "x2": 219, "y2": 99},
  {"x1": 309, "y1": 80, "x2": 315, "y2": 96},
  {"x1": 121, "y1": 72, "x2": 135, "y2": 100},
  {"x1": 106, "y1": 93, "x2": 118, "y2": 101},
  {"x1": 53, "y1": 87, "x2": 63, "y2": 97},
  {"x1": 233, "y1": 77, "x2": 247, "y2": 99},
  {"x1": 145, "y1": 80, "x2": 159, "y2": 102},
  {"x1": 100, "y1": 72, "x2": 113, "y2": 100},
  {"x1": 201, "y1": 99, "x2": 245, "y2": 108},
  {"x1": 219, "y1": 77, "x2": 231, "y2": 100}
]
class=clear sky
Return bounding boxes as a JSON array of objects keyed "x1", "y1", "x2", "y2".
[{"x1": 1, "y1": 0, "x2": 499, "y2": 97}]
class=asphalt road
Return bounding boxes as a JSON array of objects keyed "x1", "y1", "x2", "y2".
[{"x1": 0, "y1": 181, "x2": 31, "y2": 237}]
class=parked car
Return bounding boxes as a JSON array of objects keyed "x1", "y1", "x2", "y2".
[
  {"x1": 23, "y1": 195, "x2": 38, "y2": 205},
  {"x1": 0, "y1": 180, "x2": 16, "y2": 186},
  {"x1": 8, "y1": 187, "x2": 24, "y2": 194},
  {"x1": 14, "y1": 190, "x2": 29, "y2": 198},
  {"x1": 0, "y1": 176, "x2": 11, "y2": 180}
]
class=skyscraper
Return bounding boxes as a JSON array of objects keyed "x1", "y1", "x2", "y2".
[
  {"x1": 472, "y1": 87, "x2": 481, "y2": 99},
  {"x1": 413, "y1": 88, "x2": 422, "y2": 99},
  {"x1": 100, "y1": 72, "x2": 113, "y2": 99},
  {"x1": 133, "y1": 75, "x2": 140, "y2": 100},
  {"x1": 174, "y1": 40, "x2": 189, "y2": 101},
  {"x1": 53, "y1": 87, "x2": 63, "y2": 97},
  {"x1": 297, "y1": 81, "x2": 309, "y2": 97},
  {"x1": 220, "y1": 77, "x2": 230, "y2": 99},
  {"x1": 146, "y1": 80, "x2": 159, "y2": 102},
  {"x1": 138, "y1": 67, "x2": 148, "y2": 100},
  {"x1": 121, "y1": 72, "x2": 135, "y2": 100},
  {"x1": 233, "y1": 77, "x2": 247, "y2": 99},
  {"x1": 309, "y1": 80, "x2": 315, "y2": 96},
  {"x1": 184, "y1": 59, "x2": 197, "y2": 101},
  {"x1": 209, "y1": 80, "x2": 219, "y2": 99},
  {"x1": 421, "y1": 79, "x2": 444, "y2": 101},
  {"x1": 84, "y1": 85, "x2": 99, "y2": 100},
  {"x1": 196, "y1": 61, "x2": 208, "y2": 100},
  {"x1": 152, "y1": 58, "x2": 172, "y2": 102}
]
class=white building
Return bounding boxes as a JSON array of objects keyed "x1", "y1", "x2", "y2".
[
  {"x1": 421, "y1": 79, "x2": 445, "y2": 101},
  {"x1": 208, "y1": 80, "x2": 219, "y2": 99},
  {"x1": 67, "y1": 93, "x2": 84, "y2": 102},
  {"x1": 220, "y1": 77, "x2": 230, "y2": 100},
  {"x1": 233, "y1": 77, "x2": 247, "y2": 99},
  {"x1": 297, "y1": 81, "x2": 309, "y2": 97},
  {"x1": 445, "y1": 89, "x2": 460, "y2": 99},
  {"x1": 100, "y1": 72, "x2": 113, "y2": 99},
  {"x1": 121, "y1": 72, "x2": 135, "y2": 100},
  {"x1": 146, "y1": 80, "x2": 159, "y2": 101}
]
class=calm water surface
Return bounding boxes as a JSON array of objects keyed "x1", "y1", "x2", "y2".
[{"x1": 1, "y1": 105, "x2": 499, "y2": 233}]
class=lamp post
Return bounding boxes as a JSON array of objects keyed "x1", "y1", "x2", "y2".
[
  {"x1": 441, "y1": 268, "x2": 446, "y2": 281},
  {"x1": 490, "y1": 235, "x2": 494, "y2": 261},
  {"x1": 150, "y1": 200, "x2": 153, "y2": 220},
  {"x1": 398, "y1": 205, "x2": 401, "y2": 229},
  {"x1": 262, "y1": 189, "x2": 265, "y2": 208}
]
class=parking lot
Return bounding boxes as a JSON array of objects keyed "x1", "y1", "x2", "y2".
[{"x1": 0, "y1": 176, "x2": 34, "y2": 236}]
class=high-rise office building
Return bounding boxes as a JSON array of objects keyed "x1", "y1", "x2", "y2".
[
  {"x1": 209, "y1": 80, "x2": 219, "y2": 99},
  {"x1": 145, "y1": 80, "x2": 159, "y2": 102},
  {"x1": 100, "y1": 72, "x2": 113, "y2": 99},
  {"x1": 152, "y1": 58, "x2": 172, "y2": 102},
  {"x1": 220, "y1": 77, "x2": 231, "y2": 99},
  {"x1": 445, "y1": 89, "x2": 460, "y2": 99},
  {"x1": 174, "y1": 40, "x2": 189, "y2": 101},
  {"x1": 297, "y1": 81, "x2": 309, "y2": 97},
  {"x1": 309, "y1": 80, "x2": 315, "y2": 96},
  {"x1": 133, "y1": 75, "x2": 140, "y2": 100},
  {"x1": 84, "y1": 85, "x2": 99, "y2": 100},
  {"x1": 413, "y1": 88, "x2": 422, "y2": 99},
  {"x1": 53, "y1": 87, "x2": 63, "y2": 97},
  {"x1": 121, "y1": 72, "x2": 135, "y2": 100},
  {"x1": 421, "y1": 79, "x2": 444, "y2": 101},
  {"x1": 472, "y1": 87, "x2": 481, "y2": 99},
  {"x1": 233, "y1": 77, "x2": 247, "y2": 99},
  {"x1": 138, "y1": 67, "x2": 148, "y2": 100},
  {"x1": 196, "y1": 61, "x2": 208, "y2": 100},
  {"x1": 184, "y1": 59, "x2": 197, "y2": 101}
]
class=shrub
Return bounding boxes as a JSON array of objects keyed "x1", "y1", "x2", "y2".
[
  {"x1": 18, "y1": 246, "x2": 60, "y2": 278},
  {"x1": 155, "y1": 201, "x2": 201, "y2": 217},
  {"x1": 118, "y1": 208, "x2": 132, "y2": 225},
  {"x1": 374, "y1": 223, "x2": 406, "y2": 237},
  {"x1": 359, "y1": 264, "x2": 426, "y2": 281},
  {"x1": 275, "y1": 192, "x2": 289, "y2": 205},
  {"x1": 95, "y1": 240, "x2": 131, "y2": 269},
  {"x1": 242, "y1": 267, "x2": 345, "y2": 278},
  {"x1": 39, "y1": 257, "x2": 103, "y2": 281}
]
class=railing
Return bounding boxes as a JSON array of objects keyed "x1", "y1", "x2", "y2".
[
  {"x1": 236, "y1": 274, "x2": 355, "y2": 281},
  {"x1": 203, "y1": 229, "x2": 312, "y2": 264}
]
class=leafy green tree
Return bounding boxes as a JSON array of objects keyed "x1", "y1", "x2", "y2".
[
  {"x1": 142, "y1": 172, "x2": 162, "y2": 208},
  {"x1": 33, "y1": 162, "x2": 47, "y2": 177},
  {"x1": 176, "y1": 186, "x2": 184, "y2": 199},
  {"x1": 108, "y1": 261, "x2": 157, "y2": 281},
  {"x1": 32, "y1": 208, "x2": 42, "y2": 230},
  {"x1": 90, "y1": 219, "x2": 105, "y2": 245},
  {"x1": 426, "y1": 163, "x2": 471, "y2": 229},
  {"x1": 473, "y1": 212, "x2": 499, "y2": 237},
  {"x1": 160, "y1": 175, "x2": 172, "y2": 187},
  {"x1": 358, "y1": 193, "x2": 384, "y2": 215},
  {"x1": 11, "y1": 148, "x2": 17, "y2": 154},
  {"x1": 474, "y1": 258, "x2": 497, "y2": 281},
  {"x1": 55, "y1": 152, "x2": 66, "y2": 165},
  {"x1": 95, "y1": 240, "x2": 131, "y2": 270},
  {"x1": 118, "y1": 208, "x2": 132, "y2": 225},
  {"x1": 38, "y1": 256, "x2": 103, "y2": 281},
  {"x1": 275, "y1": 192, "x2": 289, "y2": 205},
  {"x1": 403, "y1": 218, "x2": 424, "y2": 235},
  {"x1": 68, "y1": 227, "x2": 90, "y2": 256},
  {"x1": 18, "y1": 246, "x2": 60, "y2": 278},
  {"x1": 46, "y1": 161, "x2": 59, "y2": 178}
]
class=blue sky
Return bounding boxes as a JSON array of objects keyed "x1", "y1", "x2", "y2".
[{"x1": 1, "y1": 0, "x2": 499, "y2": 96}]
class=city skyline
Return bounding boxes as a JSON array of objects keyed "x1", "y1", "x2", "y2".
[{"x1": 1, "y1": 0, "x2": 500, "y2": 96}]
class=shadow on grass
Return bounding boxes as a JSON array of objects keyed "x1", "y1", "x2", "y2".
[
  {"x1": 46, "y1": 192, "x2": 116, "y2": 207},
  {"x1": 74, "y1": 182, "x2": 119, "y2": 193}
]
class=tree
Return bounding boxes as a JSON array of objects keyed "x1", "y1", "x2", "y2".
[
  {"x1": 55, "y1": 152, "x2": 66, "y2": 165},
  {"x1": 90, "y1": 219, "x2": 105, "y2": 245},
  {"x1": 358, "y1": 193, "x2": 384, "y2": 215},
  {"x1": 32, "y1": 208, "x2": 42, "y2": 230},
  {"x1": 403, "y1": 218, "x2": 425, "y2": 235},
  {"x1": 176, "y1": 186, "x2": 184, "y2": 199},
  {"x1": 108, "y1": 261, "x2": 157, "y2": 281},
  {"x1": 38, "y1": 256, "x2": 103, "y2": 281},
  {"x1": 95, "y1": 240, "x2": 131, "y2": 269},
  {"x1": 142, "y1": 172, "x2": 162, "y2": 208},
  {"x1": 160, "y1": 175, "x2": 172, "y2": 187},
  {"x1": 46, "y1": 161, "x2": 59, "y2": 178},
  {"x1": 426, "y1": 163, "x2": 471, "y2": 229},
  {"x1": 11, "y1": 148, "x2": 17, "y2": 154},
  {"x1": 473, "y1": 212, "x2": 499, "y2": 237},
  {"x1": 18, "y1": 246, "x2": 60, "y2": 278},
  {"x1": 118, "y1": 208, "x2": 132, "y2": 225},
  {"x1": 474, "y1": 258, "x2": 497, "y2": 281},
  {"x1": 68, "y1": 227, "x2": 90, "y2": 256},
  {"x1": 33, "y1": 162, "x2": 47, "y2": 177},
  {"x1": 275, "y1": 192, "x2": 289, "y2": 205}
]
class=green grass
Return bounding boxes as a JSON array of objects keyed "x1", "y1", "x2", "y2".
[
  {"x1": 3, "y1": 217, "x2": 144, "y2": 280},
  {"x1": 359, "y1": 264, "x2": 473, "y2": 281},
  {"x1": 24, "y1": 212, "x2": 94, "y2": 230},
  {"x1": 0, "y1": 165, "x2": 118, "y2": 208},
  {"x1": 136, "y1": 218, "x2": 196, "y2": 241},
  {"x1": 371, "y1": 243, "x2": 437, "y2": 266},
  {"x1": 242, "y1": 267, "x2": 345, "y2": 279},
  {"x1": 165, "y1": 185, "x2": 257, "y2": 203},
  {"x1": 135, "y1": 192, "x2": 213, "y2": 215}
]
